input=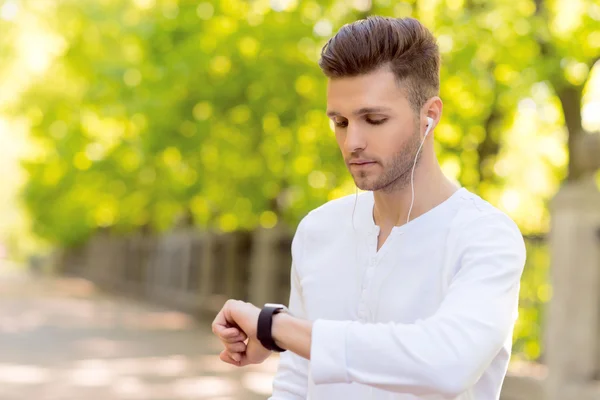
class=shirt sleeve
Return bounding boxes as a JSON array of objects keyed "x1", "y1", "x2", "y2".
[
  {"x1": 269, "y1": 218, "x2": 310, "y2": 399},
  {"x1": 310, "y1": 212, "x2": 526, "y2": 397}
]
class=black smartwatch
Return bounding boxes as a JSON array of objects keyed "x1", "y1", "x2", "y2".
[{"x1": 257, "y1": 303, "x2": 289, "y2": 352}]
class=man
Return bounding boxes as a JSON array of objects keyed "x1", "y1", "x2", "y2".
[{"x1": 211, "y1": 16, "x2": 526, "y2": 400}]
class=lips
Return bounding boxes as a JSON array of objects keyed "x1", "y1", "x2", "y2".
[{"x1": 349, "y1": 160, "x2": 376, "y2": 165}]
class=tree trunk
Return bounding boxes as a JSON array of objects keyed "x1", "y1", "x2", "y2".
[
  {"x1": 477, "y1": 75, "x2": 502, "y2": 185},
  {"x1": 556, "y1": 86, "x2": 585, "y2": 181}
]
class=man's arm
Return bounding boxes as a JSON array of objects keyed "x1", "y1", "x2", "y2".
[
  {"x1": 271, "y1": 213, "x2": 525, "y2": 397},
  {"x1": 212, "y1": 215, "x2": 311, "y2": 400},
  {"x1": 268, "y1": 260, "x2": 310, "y2": 400}
]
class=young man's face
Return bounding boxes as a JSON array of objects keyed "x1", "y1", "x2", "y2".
[{"x1": 326, "y1": 67, "x2": 422, "y2": 193}]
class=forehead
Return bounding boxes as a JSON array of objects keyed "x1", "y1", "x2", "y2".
[{"x1": 326, "y1": 68, "x2": 410, "y2": 114}]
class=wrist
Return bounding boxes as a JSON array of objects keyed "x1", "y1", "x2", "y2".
[
  {"x1": 272, "y1": 311, "x2": 292, "y2": 350},
  {"x1": 272, "y1": 312, "x2": 313, "y2": 360}
]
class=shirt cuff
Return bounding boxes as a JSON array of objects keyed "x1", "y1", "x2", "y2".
[{"x1": 310, "y1": 319, "x2": 352, "y2": 385}]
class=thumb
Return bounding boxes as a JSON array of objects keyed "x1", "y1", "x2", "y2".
[{"x1": 240, "y1": 337, "x2": 272, "y2": 366}]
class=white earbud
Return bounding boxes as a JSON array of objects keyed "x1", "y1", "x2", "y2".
[{"x1": 424, "y1": 117, "x2": 434, "y2": 137}]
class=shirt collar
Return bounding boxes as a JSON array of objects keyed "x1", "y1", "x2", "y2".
[{"x1": 353, "y1": 187, "x2": 468, "y2": 236}]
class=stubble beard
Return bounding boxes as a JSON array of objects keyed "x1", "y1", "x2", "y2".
[{"x1": 352, "y1": 126, "x2": 422, "y2": 194}]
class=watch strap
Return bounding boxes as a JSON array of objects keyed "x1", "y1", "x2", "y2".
[{"x1": 257, "y1": 305, "x2": 287, "y2": 352}]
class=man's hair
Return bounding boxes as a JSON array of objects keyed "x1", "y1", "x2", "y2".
[{"x1": 318, "y1": 16, "x2": 440, "y2": 113}]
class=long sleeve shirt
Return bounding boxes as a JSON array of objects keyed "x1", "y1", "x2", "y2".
[{"x1": 269, "y1": 187, "x2": 526, "y2": 400}]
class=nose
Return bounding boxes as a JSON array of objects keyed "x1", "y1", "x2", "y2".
[{"x1": 343, "y1": 123, "x2": 367, "y2": 154}]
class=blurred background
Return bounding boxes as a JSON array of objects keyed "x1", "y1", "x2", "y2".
[{"x1": 0, "y1": 0, "x2": 599, "y2": 399}]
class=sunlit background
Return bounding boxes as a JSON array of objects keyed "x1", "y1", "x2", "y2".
[{"x1": 0, "y1": 0, "x2": 599, "y2": 398}]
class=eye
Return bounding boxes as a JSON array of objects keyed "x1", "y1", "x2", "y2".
[
  {"x1": 366, "y1": 118, "x2": 387, "y2": 125},
  {"x1": 334, "y1": 119, "x2": 348, "y2": 128}
]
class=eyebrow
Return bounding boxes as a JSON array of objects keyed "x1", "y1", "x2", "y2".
[{"x1": 326, "y1": 107, "x2": 392, "y2": 118}]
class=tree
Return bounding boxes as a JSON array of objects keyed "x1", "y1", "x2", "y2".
[{"x1": 5, "y1": 0, "x2": 599, "y2": 361}]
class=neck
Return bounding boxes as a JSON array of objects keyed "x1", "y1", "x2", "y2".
[{"x1": 372, "y1": 152, "x2": 459, "y2": 231}]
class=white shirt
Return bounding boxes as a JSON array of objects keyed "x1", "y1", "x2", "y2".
[{"x1": 269, "y1": 187, "x2": 526, "y2": 400}]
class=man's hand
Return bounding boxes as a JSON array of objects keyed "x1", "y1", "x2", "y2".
[{"x1": 211, "y1": 299, "x2": 271, "y2": 367}]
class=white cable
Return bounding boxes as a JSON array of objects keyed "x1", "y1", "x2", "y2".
[
  {"x1": 371, "y1": 118, "x2": 433, "y2": 322},
  {"x1": 406, "y1": 118, "x2": 433, "y2": 224},
  {"x1": 369, "y1": 118, "x2": 434, "y2": 400}
]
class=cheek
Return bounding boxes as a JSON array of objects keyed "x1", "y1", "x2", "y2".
[
  {"x1": 376, "y1": 126, "x2": 405, "y2": 155},
  {"x1": 334, "y1": 131, "x2": 345, "y2": 151}
]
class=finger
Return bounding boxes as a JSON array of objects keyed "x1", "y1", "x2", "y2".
[
  {"x1": 224, "y1": 341, "x2": 246, "y2": 353},
  {"x1": 211, "y1": 310, "x2": 227, "y2": 335},
  {"x1": 212, "y1": 301, "x2": 246, "y2": 338},
  {"x1": 220, "y1": 329, "x2": 248, "y2": 343},
  {"x1": 225, "y1": 334, "x2": 248, "y2": 344},
  {"x1": 220, "y1": 326, "x2": 242, "y2": 339},
  {"x1": 235, "y1": 330, "x2": 248, "y2": 341},
  {"x1": 219, "y1": 350, "x2": 237, "y2": 365},
  {"x1": 219, "y1": 349, "x2": 241, "y2": 366},
  {"x1": 212, "y1": 315, "x2": 239, "y2": 338},
  {"x1": 228, "y1": 329, "x2": 248, "y2": 342}
]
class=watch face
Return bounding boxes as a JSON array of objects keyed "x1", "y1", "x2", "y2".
[{"x1": 265, "y1": 303, "x2": 287, "y2": 309}]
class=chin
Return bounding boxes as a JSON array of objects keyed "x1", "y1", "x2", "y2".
[
  {"x1": 354, "y1": 174, "x2": 408, "y2": 193},
  {"x1": 353, "y1": 177, "x2": 377, "y2": 191}
]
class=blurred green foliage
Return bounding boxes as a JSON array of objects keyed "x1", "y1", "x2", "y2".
[{"x1": 3, "y1": 0, "x2": 600, "y2": 362}]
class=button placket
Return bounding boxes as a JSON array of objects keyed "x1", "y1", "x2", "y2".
[
  {"x1": 360, "y1": 229, "x2": 406, "y2": 322},
  {"x1": 371, "y1": 230, "x2": 405, "y2": 322},
  {"x1": 358, "y1": 236, "x2": 379, "y2": 321}
]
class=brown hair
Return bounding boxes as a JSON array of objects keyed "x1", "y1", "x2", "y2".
[{"x1": 318, "y1": 16, "x2": 440, "y2": 113}]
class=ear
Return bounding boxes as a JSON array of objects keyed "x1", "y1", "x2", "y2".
[{"x1": 421, "y1": 96, "x2": 443, "y2": 134}]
